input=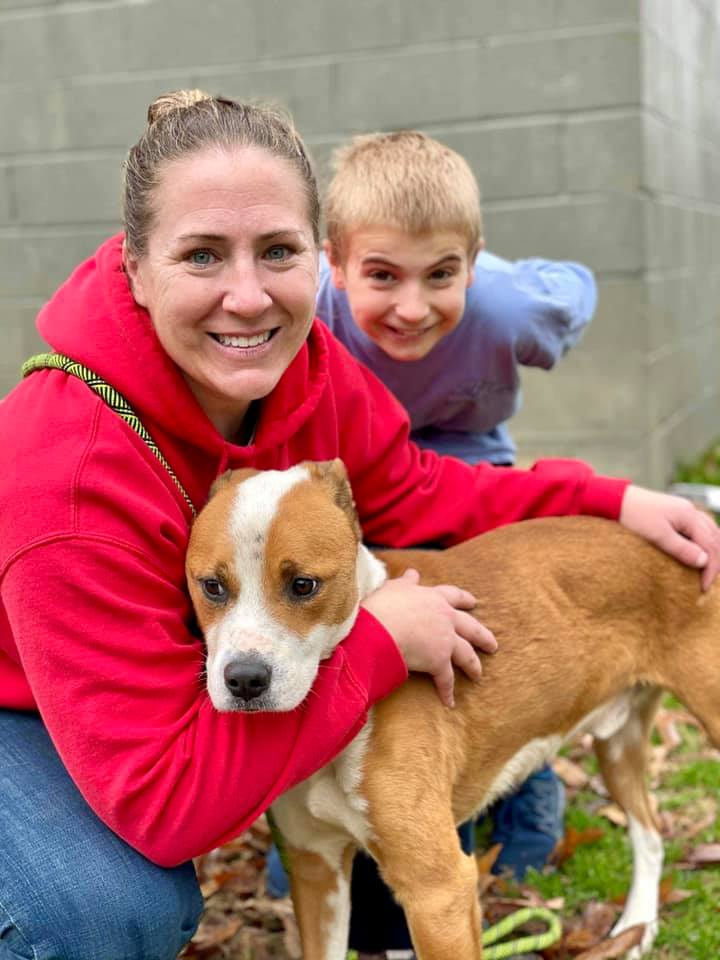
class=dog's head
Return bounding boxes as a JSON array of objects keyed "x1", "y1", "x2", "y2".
[{"x1": 186, "y1": 459, "x2": 386, "y2": 712}]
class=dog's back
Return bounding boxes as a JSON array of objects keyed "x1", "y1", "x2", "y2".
[{"x1": 370, "y1": 515, "x2": 718, "y2": 818}]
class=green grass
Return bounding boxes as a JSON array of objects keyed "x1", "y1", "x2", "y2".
[{"x1": 523, "y1": 768, "x2": 720, "y2": 958}]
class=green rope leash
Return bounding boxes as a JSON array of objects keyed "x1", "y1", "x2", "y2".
[
  {"x1": 347, "y1": 906, "x2": 561, "y2": 959},
  {"x1": 482, "y1": 906, "x2": 562, "y2": 958},
  {"x1": 347, "y1": 905, "x2": 560, "y2": 959},
  {"x1": 21, "y1": 352, "x2": 196, "y2": 518}
]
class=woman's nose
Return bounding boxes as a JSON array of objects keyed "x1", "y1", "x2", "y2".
[{"x1": 222, "y1": 262, "x2": 273, "y2": 317}]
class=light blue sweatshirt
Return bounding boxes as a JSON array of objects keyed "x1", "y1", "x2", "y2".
[{"x1": 315, "y1": 251, "x2": 597, "y2": 464}]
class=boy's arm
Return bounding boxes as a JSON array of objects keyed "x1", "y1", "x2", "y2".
[{"x1": 471, "y1": 251, "x2": 597, "y2": 367}]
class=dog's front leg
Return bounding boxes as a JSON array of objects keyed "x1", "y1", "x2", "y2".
[
  {"x1": 272, "y1": 781, "x2": 358, "y2": 960},
  {"x1": 286, "y1": 840, "x2": 357, "y2": 960},
  {"x1": 369, "y1": 808, "x2": 484, "y2": 960}
]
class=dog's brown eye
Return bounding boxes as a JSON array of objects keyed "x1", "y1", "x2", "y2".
[
  {"x1": 201, "y1": 578, "x2": 227, "y2": 602},
  {"x1": 290, "y1": 577, "x2": 319, "y2": 599}
]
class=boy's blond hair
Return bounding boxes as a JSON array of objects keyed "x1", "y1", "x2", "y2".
[{"x1": 325, "y1": 131, "x2": 482, "y2": 260}]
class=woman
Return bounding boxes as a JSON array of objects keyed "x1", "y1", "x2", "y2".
[{"x1": 0, "y1": 91, "x2": 717, "y2": 960}]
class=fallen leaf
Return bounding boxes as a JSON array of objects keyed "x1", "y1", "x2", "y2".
[
  {"x1": 682, "y1": 843, "x2": 720, "y2": 867},
  {"x1": 553, "y1": 756, "x2": 590, "y2": 789},
  {"x1": 553, "y1": 825, "x2": 605, "y2": 866},
  {"x1": 574, "y1": 923, "x2": 645, "y2": 958},
  {"x1": 655, "y1": 708, "x2": 683, "y2": 751},
  {"x1": 597, "y1": 804, "x2": 627, "y2": 828},
  {"x1": 579, "y1": 901, "x2": 617, "y2": 939}
]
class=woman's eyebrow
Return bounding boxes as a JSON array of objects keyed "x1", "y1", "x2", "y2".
[{"x1": 177, "y1": 232, "x2": 227, "y2": 243}]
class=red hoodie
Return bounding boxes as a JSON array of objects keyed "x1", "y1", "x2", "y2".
[{"x1": 0, "y1": 235, "x2": 627, "y2": 866}]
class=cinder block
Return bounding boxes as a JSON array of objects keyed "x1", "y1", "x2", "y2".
[
  {"x1": 565, "y1": 113, "x2": 642, "y2": 193},
  {"x1": 330, "y1": 30, "x2": 639, "y2": 132},
  {"x1": 13, "y1": 156, "x2": 124, "y2": 225},
  {"x1": 585, "y1": 277, "x2": 649, "y2": 356},
  {"x1": 0, "y1": 167, "x2": 13, "y2": 224},
  {"x1": 437, "y1": 122, "x2": 563, "y2": 201},
  {"x1": 0, "y1": 229, "x2": 110, "y2": 298},
  {"x1": 649, "y1": 389, "x2": 720, "y2": 486},
  {"x1": 511, "y1": 347, "x2": 650, "y2": 437},
  {"x1": 514, "y1": 432, "x2": 650, "y2": 485},
  {"x1": 0, "y1": 301, "x2": 48, "y2": 398},
  {"x1": 483, "y1": 195, "x2": 645, "y2": 274},
  {"x1": 0, "y1": 0, "x2": 261, "y2": 84},
  {"x1": 0, "y1": 62, "x2": 334, "y2": 155},
  {"x1": 556, "y1": 0, "x2": 639, "y2": 28},
  {"x1": 0, "y1": 0, "x2": 57, "y2": 8},
  {"x1": 252, "y1": 0, "x2": 566, "y2": 58},
  {"x1": 646, "y1": 334, "x2": 713, "y2": 427}
]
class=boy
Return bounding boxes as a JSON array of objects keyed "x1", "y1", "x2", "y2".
[{"x1": 270, "y1": 130, "x2": 597, "y2": 957}]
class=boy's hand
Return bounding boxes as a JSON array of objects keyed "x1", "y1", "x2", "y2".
[
  {"x1": 361, "y1": 568, "x2": 497, "y2": 708},
  {"x1": 619, "y1": 485, "x2": 720, "y2": 591}
]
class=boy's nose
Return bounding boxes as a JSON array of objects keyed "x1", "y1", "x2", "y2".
[{"x1": 394, "y1": 288, "x2": 431, "y2": 324}]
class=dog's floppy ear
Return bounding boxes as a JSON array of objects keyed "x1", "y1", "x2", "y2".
[
  {"x1": 208, "y1": 468, "x2": 259, "y2": 500},
  {"x1": 306, "y1": 459, "x2": 362, "y2": 542}
]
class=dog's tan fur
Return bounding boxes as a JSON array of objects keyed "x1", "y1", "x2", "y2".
[{"x1": 188, "y1": 461, "x2": 720, "y2": 960}]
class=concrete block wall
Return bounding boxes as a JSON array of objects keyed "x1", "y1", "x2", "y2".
[{"x1": 1, "y1": 0, "x2": 719, "y2": 486}]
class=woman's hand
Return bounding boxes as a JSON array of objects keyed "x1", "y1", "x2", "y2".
[
  {"x1": 619, "y1": 485, "x2": 720, "y2": 591},
  {"x1": 361, "y1": 568, "x2": 497, "y2": 708}
]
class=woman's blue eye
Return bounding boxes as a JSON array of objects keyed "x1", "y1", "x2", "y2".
[
  {"x1": 189, "y1": 250, "x2": 215, "y2": 266},
  {"x1": 266, "y1": 245, "x2": 289, "y2": 261}
]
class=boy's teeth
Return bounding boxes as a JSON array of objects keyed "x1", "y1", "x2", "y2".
[{"x1": 216, "y1": 330, "x2": 272, "y2": 348}]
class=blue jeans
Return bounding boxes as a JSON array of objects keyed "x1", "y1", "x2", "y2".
[{"x1": 0, "y1": 710, "x2": 203, "y2": 960}]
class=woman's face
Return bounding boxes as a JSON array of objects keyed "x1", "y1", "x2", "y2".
[{"x1": 124, "y1": 146, "x2": 319, "y2": 440}]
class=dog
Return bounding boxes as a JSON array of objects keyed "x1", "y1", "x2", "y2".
[{"x1": 186, "y1": 459, "x2": 720, "y2": 960}]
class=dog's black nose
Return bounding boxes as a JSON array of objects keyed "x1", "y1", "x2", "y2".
[{"x1": 223, "y1": 656, "x2": 272, "y2": 701}]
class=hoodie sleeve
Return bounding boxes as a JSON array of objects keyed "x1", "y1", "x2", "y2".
[{"x1": 3, "y1": 537, "x2": 406, "y2": 867}]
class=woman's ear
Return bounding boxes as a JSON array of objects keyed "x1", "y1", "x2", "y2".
[
  {"x1": 122, "y1": 240, "x2": 149, "y2": 308},
  {"x1": 322, "y1": 239, "x2": 347, "y2": 291}
]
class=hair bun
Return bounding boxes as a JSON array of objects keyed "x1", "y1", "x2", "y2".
[{"x1": 147, "y1": 89, "x2": 212, "y2": 125}]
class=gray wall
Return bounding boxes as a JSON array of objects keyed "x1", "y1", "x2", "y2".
[{"x1": 2, "y1": 0, "x2": 719, "y2": 486}]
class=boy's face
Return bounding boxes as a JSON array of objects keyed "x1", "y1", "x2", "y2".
[{"x1": 327, "y1": 226, "x2": 477, "y2": 362}]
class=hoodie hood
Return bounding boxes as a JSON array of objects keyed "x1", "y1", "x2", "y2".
[{"x1": 36, "y1": 233, "x2": 330, "y2": 470}]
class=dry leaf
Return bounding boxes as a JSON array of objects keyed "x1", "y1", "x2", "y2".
[
  {"x1": 579, "y1": 900, "x2": 618, "y2": 939},
  {"x1": 684, "y1": 842, "x2": 720, "y2": 866},
  {"x1": 655, "y1": 708, "x2": 683, "y2": 751},
  {"x1": 553, "y1": 825, "x2": 605, "y2": 866},
  {"x1": 574, "y1": 923, "x2": 645, "y2": 958},
  {"x1": 597, "y1": 803, "x2": 627, "y2": 828},
  {"x1": 553, "y1": 755, "x2": 591, "y2": 789}
]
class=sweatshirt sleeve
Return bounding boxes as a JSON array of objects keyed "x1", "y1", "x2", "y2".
[
  {"x1": 469, "y1": 251, "x2": 597, "y2": 369},
  {"x1": 3, "y1": 538, "x2": 406, "y2": 867}
]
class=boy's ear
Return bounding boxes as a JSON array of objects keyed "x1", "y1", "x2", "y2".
[
  {"x1": 323, "y1": 240, "x2": 347, "y2": 290},
  {"x1": 466, "y1": 236, "x2": 484, "y2": 287}
]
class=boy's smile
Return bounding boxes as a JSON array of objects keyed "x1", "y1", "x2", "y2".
[{"x1": 327, "y1": 226, "x2": 477, "y2": 362}]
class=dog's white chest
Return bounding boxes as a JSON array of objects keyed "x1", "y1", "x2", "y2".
[{"x1": 270, "y1": 718, "x2": 374, "y2": 867}]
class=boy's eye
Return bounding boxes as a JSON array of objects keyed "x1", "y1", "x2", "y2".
[
  {"x1": 265, "y1": 245, "x2": 291, "y2": 261},
  {"x1": 430, "y1": 268, "x2": 455, "y2": 282},
  {"x1": 188, "y1": 250, "x2": 216, "y2": 267},
  {"x1": 368, "y1": 270, "x2": 395, "y2": 283}
]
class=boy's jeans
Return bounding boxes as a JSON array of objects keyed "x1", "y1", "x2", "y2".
[{"x1": 0, "y1": 710, "x2": 203, "y2": 960}]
